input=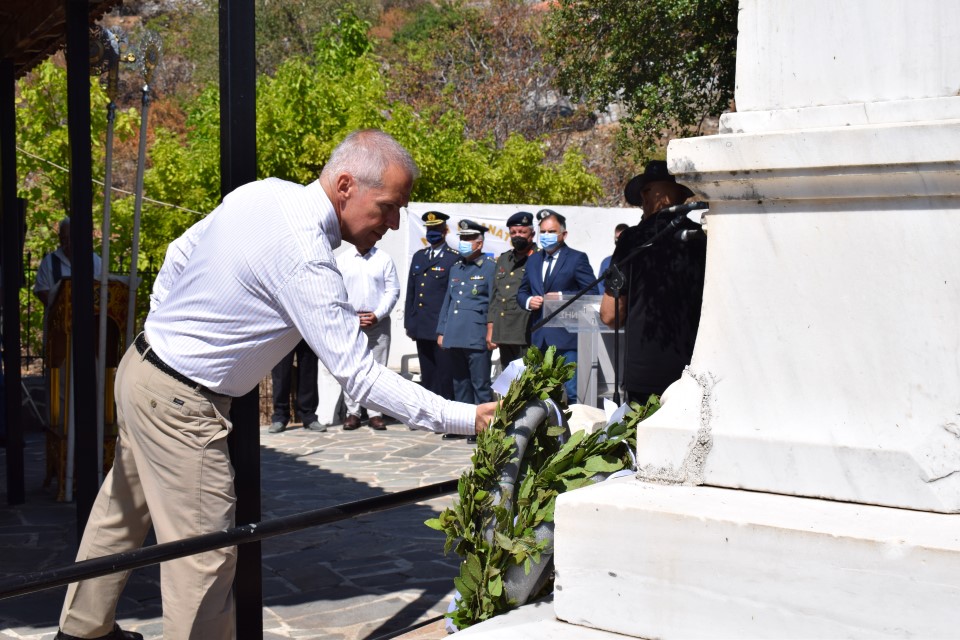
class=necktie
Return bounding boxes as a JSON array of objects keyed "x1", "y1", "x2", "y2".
[{"x1": 544, "y1": 254, "x2": 555, "y2": 283}]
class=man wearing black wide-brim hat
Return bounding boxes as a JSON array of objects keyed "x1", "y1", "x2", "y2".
[{"x1": 599, "y1": 160, "x2": 707, "y2": 403}]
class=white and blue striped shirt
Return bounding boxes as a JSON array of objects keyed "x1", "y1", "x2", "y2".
[{"x1": 145, "y1": 178, "x2": 475, "y2": 434}]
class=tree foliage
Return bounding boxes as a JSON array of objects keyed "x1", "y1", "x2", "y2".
[
  {"x1": 147, "y1": 9, "x2": 601, "y2": 207},
  {"x1": 544, "y1": 0, "x2": 739, "y2": 160}
]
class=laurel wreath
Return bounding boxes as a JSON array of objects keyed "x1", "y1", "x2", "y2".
[{"x1": 426, "y1": 346, "x2": 660, "y2": 629}]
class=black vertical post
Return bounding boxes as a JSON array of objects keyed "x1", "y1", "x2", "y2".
[
  {"x1": 219, "y1": 0, "x2": 261, "y2": 637},
  {"x1": 1, "y1": 57, "x2": 25, "y2": 506},
  {"x1": 65, "y1": 0, "x2": 99, "y2": 532}
]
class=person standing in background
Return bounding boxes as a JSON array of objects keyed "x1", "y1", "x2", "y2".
[
  {"x1": 404, "y1": 211, "x2": 458, "y2": 400},
  {"x1": 517, "y1": 209, "x2": 598, "y2": 404},
  {"x1": 486, "y1": 211, "x2": 538, "y2": 366},
  {"x1": 599, "y1": 160, "x2": 706, "y2": 403},
  {"x1": 437, "y1": 220, "x2": 497, "y2": 410},
  {"x1": 34, "y1": 217, "x2": 102, "y2": 307},
  {"x1": 597, "y1": 223, "x2": 629, "y2": 295},
  {"x1": 268, "y1": 342, "x2": 321, "y2": 433},
  {"x1": 337, "y1": 244, "x2": 400, "y2": 431}
]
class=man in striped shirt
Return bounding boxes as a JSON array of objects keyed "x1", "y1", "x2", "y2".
[{"x1": 56, "y1": 130, "x2": 497, "y2": 640}]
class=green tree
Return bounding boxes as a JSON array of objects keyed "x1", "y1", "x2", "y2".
[
  {"x1": 148, "y1": 9, "x2": 601, "y2": 206},
  {"x1": 543, "y1": 0, "x2": 739, "y2": 160}
]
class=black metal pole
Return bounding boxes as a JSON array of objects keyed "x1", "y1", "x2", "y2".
[
  {"x1": 0, "y1": 478, "x2": 459, "y2": 601},
  {"x1": 65, "y1": 0, "x2": 100, "y2": 532},
  {"x1": 1, "y1": 56, "x2": 25, "y2": 505},
  {"x1": 219, "y1": 0, "x2": 259, "y2": 636}
]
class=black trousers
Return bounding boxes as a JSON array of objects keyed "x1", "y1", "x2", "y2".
[
  {"x1": 497, "y1": 343, "x2": 527, "y2": 368},
  {"x1": 271, "y1": 340, "x2": 319, "y2": 425},
  {"x1": 415, "y1": 339, "x2": 455, "y2": 400}
]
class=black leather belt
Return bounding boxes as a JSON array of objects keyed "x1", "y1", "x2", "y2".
[{"x1": 135, "y1": 333, "x2": 219, "y2": 395}]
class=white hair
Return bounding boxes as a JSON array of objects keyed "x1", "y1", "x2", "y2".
[{"x1": 321, "y1": 129, "x2": 419, "y2": 189}]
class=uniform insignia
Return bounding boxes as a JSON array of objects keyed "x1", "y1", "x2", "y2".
[
  {"x1": 431, "y1": 266, "x2": 445, "y2": 272},
  {"x1": 427, "y1": 212, "x2": 437, "y2": 222},
  {"x1": 469, "y1": 275, "x2": 485, "y2": 280},
  {"x1": 459, "y1": 220, "x2": 469, "y2": 231}
]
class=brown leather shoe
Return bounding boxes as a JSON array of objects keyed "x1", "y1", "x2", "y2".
[
  {"x1": 369, "y1": 416, "x2": 387, "y2": 430},
  {"x1": 343, "y1": 414, "x2": 362, "y2": 430}
]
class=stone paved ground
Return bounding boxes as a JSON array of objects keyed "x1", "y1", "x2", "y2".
[{"x1": 0, "y1": 420, "x2": 477, "y2": 639}]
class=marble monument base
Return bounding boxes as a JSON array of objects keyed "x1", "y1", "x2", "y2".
[{"x1": 545, "y1": 477, "x2": 960, "y2": 639}]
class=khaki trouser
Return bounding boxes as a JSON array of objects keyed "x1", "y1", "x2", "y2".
[{"x1": 60, "y1": 345, "x2": 235, "y2": 640}]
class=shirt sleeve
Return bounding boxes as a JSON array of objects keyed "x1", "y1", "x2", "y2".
[
  {"x1": 373, "y1": 253, "x2": 400, "y2": 320},
  {"x1": 277, "y1": 260, "x2": 475, "y2": 435}
]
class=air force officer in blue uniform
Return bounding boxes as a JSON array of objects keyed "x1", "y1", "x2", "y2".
[
  {"x1": 404, "y1": 211, "x2": 459, "y2": 399},
  {"x1": 437, "y1": 220, "x2": 496, "y2": 405},
  {"x1": 517, "y1": 209, "x2": 598, "y2": 403}
]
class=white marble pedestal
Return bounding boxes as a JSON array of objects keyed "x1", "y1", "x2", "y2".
[
  {"x1": 455, "y1": 2, "x2": 960, "y2": 638},
  {"x1": 553, "y1": 478, "x2": 960, "y2": 639}
]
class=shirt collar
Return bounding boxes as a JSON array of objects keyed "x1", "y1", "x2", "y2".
[{"x1": 310, "y1": 180, "x2": 342, "y2": 250}]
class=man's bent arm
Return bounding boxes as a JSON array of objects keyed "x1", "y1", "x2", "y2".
[{"x1": 599, "y1": 290, "x2": 627, "y2": 329}]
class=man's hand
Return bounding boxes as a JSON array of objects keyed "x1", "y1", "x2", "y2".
[
  {"x1": 437, "y1": 335, "x2": 444, "y2": 348},
  {"x1": 544, "y1": 291, "x2": 563, "y2": 302},
  {"x1": 529, "y1": 295, "x2": 544, "y2": 311},
  {"x1": 474, "y1": 401, "x2": 498, "y2": 434},
  {"x1": 358, "y1": 311, "x2": 377, "y2": 328},
  {"x1": 486, "y1": 323, "x2": 497, "y2": 351}
]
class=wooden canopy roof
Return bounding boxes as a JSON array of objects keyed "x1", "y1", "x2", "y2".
[{"x1": 1, "y1": 0, "x2": 122, "y2": 78}]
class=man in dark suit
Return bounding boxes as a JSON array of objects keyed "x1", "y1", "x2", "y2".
[
  {"x1": 517, "y1": 209, "x2": 598, "y2": 403},
  {"x1": 404, "y1": 211, "x2": 459, "y2": 400}
]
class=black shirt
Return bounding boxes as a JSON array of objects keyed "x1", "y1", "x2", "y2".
[{"x1": 611, "y1": 212, "x2": 707, "y2": 395}]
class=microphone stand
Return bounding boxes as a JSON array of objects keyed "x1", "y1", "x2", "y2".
[{"x1": 531, "y1": 209, "x2": 699, "y2": 407}]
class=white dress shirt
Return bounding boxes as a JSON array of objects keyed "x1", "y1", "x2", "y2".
[
  {"x1": 145, "y1": 178, "x2": 474, "y2": 434},
  {"x1": 336, "y1": 246, "x2": 400, "y2": 321}
]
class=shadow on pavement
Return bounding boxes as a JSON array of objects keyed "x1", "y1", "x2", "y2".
[{"x1": 0, "y1": 419, "x2": 475, "y2": 640}]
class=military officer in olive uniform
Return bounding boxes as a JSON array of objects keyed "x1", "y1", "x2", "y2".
[
  {"x1": 486, "y1": 211, "x2": 538, "y2": 366},
  {"x1": 404, "y1": 211, "x2": 459, "y2": 400},
  {"x1": 437, "y1": 220, "x2": 497, "y2": 406}
]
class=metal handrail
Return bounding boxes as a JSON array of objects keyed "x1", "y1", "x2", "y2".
[{"x1": 0, "y1": 478, "x2": 458, "y2": 600}]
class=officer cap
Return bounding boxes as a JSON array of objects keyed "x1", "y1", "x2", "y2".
[
  {"x1": 422, "y1": 211, "x2": 450, "y2": 227},
  {"x1": 457, "y1": 219, "x2": 489, "y2": 236},
  {"x1": 624, "y1": 160, "x2": 694, "y2": 206},
  {"x1": 506, "y1": 211, "x2": 534, "y2": 228},
  {"x1": 536, "y1": 208, "x2": 566, "y2": 227}
]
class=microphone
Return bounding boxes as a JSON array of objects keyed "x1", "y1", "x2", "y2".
[
  {"x1": 675, "y1": 228, "x2": 704, "y2": 242},
  {"x1": 656, "y1": 201, "x2": 708, "y2": 217}
]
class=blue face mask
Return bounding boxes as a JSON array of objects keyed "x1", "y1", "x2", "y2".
[
  {"x1": 539, "y1": 232, "x2": 559, "y2": 251},
  {"x1": 426, "y1": 229, "x2": 445, "y2": 245},
  {"x1": 458, "y1": 240, "x2": 475, "y2": 257}
]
